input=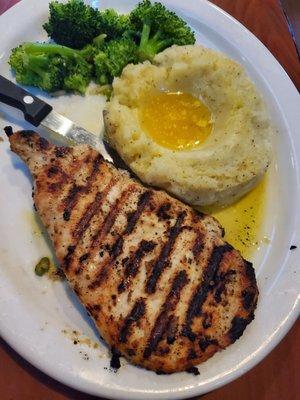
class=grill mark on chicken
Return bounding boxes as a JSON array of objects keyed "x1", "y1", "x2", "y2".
[
  {"x1": 89, "y1": 187, "x2": 135, "y2": 252},
  {"x1": 143, "y1": 270, "x2": 189, "y2": 359},
  {"x1": 166, "y1": 315, "x2": 179, "y2": 344},
  {"x1": 63, "y1": 178, "x2": 117, "y2": 274},
  {"x1": 73, "y1": 178, "x2": 116, "y2": 240},
  {"x1": 48, "y1": 149, "x2": 79, "y2": 191},
  {"x1": 17, "y1": 131, "x2": 47, "y2": 150},
  {"x1": 124, "y1": 191, "x2": 152, "y2": 235},
  {"x1": 74, "y1": 259, "x2": 89, "y2": 275},
  {"x1": 182, "y1": 244, "x2": 233, "y2": 341},
  {"x1": 118, "y1": 240, "x2": 157, "y2": 294},
  {"x1": 146, "y1": 212, "x2": 186, "y2": 294},
  {"x1": 47, "y1": 165, "x2": 61, "y2": 177},
  {"x1": 192, "y1": 231, "x2": 204, "y2": 258},
  {"x1": 19, "y1": 130, "x2": 35, "y2": 138},
  {"x1": 157, "y1": 203, "x2": 171, "y2": 220},
  {"x1": 47, "y1": 164, "x2": 70, "y2": 193},
  {"x1": 63, "y1": 154, "x2": 103, "y2": 218},
  {"x1": 62, "y1": 245, "x2": 76, "y2": 271},
  {"x1": 69, "y1": 183, "x2": 136, "y2": 275},
  {"x1": 38, "y1": 136, "x2": 50, "y2": 150},
  {"x1": 88, "y1": 191, "x2": 152, "y2": 289},
  {"x1": 213, "y1": 269, "x2": 236, "y2": 303},
  {"x1": 73, "y1": 192, "x2": 102, "y2": 237},
  {"x1": 55, "y1": 146, "x2": 70, "y2": 158},
  {"x1": 199, "y1": 336, "x2": 218, "y2": 351},
  {"x1": 119, "y1": 298, "x2": 146, "y2": 343},
  {"x1": 242, "y1": 287, "x2": 257, "y2": 310},
  {"x1": 110, "y1": 236, "x2": 124, "y2": 258},
  {"x1": 229, "y1": 315, "x2": 254, "y2": 343}
]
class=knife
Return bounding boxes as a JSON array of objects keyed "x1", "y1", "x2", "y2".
[{"x1": 0, "y1": 75, "x2": 112, "y2": 160}]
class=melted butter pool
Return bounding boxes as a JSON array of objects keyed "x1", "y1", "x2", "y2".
[
  {"x1": 201, "y1": 176, "x2": 268, "y2": 259},
  {"x1": 139, "y1": 91, "x2": 212, "y2": 150}
]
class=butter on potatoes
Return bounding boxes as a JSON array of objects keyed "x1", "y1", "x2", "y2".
[
  {"x1": 104, "y1": 45, "x2": 272, "y2": 206},
  {"x1": 139, "y1": 91, "x2": 213, "y2": 150}
]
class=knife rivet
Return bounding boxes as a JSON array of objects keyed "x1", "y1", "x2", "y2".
[{"x1": 23, "y1": 95, "x2": 34, "y2": 104}]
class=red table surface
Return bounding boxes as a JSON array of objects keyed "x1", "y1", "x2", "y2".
[{"x1": 0, "y1": 1, "x2": 299, "y2": 400}]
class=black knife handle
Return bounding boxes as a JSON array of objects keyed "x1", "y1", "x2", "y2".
[{"x1": 0, "y1": 75, "x2": 52, "y2": 126}]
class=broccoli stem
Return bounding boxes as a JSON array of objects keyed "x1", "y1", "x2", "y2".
[
  {"x1": 149, "y1": 31, "x2": 173, "y2": 52},
  {"x1": 93, "y1": 33, "x2": 107, "y2": 49},
  {"x1": 25, "y1": 54, "x2": 48, "y2": 70},
  {"x1": 23, "y1": 42, "x2": 83, "y2": 59},
  {"x1": 23, "y1": 54, "x2": 49, "y2": 78},
  {"x1": 140, "y1": 20, "x2": 151, "y2": 48},
  {"x1": 138, "y1": 22, "x2": 173, "y2": 61}
]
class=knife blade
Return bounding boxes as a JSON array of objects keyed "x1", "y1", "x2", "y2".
[
  {"x1": 0, "y1": 75, "x2": 112, "y2": 161},
  {"x1": 40, "y1": 110, "x2": 112, "y2": 159}
]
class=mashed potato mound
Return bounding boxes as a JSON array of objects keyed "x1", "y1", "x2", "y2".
[{"x1": 104, "y1": 45, "x2": 272, "y2": 206}]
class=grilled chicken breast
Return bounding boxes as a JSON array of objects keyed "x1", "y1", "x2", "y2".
[{"x1": 7, "y1": 129, "x2": 258, "y2": 374}]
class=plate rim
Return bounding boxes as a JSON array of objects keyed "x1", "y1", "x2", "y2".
[{"x1": 0, "y1": 0, "x2": 299, "y2": 399}]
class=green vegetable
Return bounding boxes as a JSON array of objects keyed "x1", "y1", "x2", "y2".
[
  {"x1": 43, "y1": 0, "x2": 132, "y2": 49},
  {"x1": 130, "y1": 0, "x2": 196, "y2": 61},
  {"x1": 9, "y1": 42, "x2": 93, "y2": 94},
  {"x1": 98, "y1": 9, "x2": 132, "y2": 40},
  {"x1": 10, "y1": 0, "x2": 196, "y2": 95},
  {"x1": 35, "y1": 257, "x2": 50, "y2": 276},
  {"x1": 92, "y1": 33, "x2": 107, "y2": 49},
  {"x1": 94, "y1": 38, "x2": 138, "y2": 85},
  {"x1": 43, "y1": 0, "x2": 101, "y2": 49}
]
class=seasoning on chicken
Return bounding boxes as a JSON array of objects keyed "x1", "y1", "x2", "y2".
[{"x1": 7, "y1": 129, "x2": 258, "y2": 374}]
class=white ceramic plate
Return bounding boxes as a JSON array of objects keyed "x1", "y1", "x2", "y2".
[{"x1": 0, "y1": 1, "x2": 299, "y2": 399}]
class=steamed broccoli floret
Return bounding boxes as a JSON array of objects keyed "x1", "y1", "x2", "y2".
[
  {"x1": 9, "y1": 42, "x2": 93, "y2": 94},
  {"x1": 62, "y1": 54, "x2": 92, "y2": 93},
  {"x1": 43, "y1": 0, "x2": 101, "y2": 49},
  {"x1": 94, "y1": 38, "x2": 138, "y2": 85},
  {"x1": 9, "y1": 45, "x2": 66, "y2": 91},
  {"x1": 130, "y1": 0, "x2": 195, "y2": 61},
  {"x1": 99, "y1": 9, "x2": 132, "y2": 40},
  {"x1": 43, "y1": 0, "x2": 133, "y2": 49}
]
